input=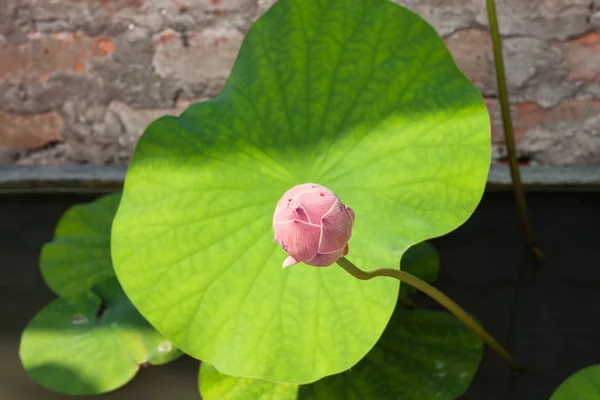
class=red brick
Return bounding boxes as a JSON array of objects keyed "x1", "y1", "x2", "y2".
[
  {"x1": 564, "y1": 32, "x2": 600, "y2": 81},
  {"x1": 487, "y1": 98, "x2": 600, "y2": 144},
  {"x1": 95, "y1": 38, "x2": 115, "y2": 56},
  {"x1": 0, "y1": 33, "x2": 115, "y2": 83},
  {"x1": 154, "y1": 32, "x2": 176, "y2": 46},
  {"x1": 0, "y1": 112, "x2": 64, "y2": 148}
]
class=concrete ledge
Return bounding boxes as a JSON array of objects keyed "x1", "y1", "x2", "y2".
[
  {"x1": 0, "y1": 165, "x2": 127, "y2": 193},
  {"x1": 0, "y1": 164, "x2": 599, "y2": 193},
  {"x1": 487, "y1": 165, "x2": 600, "y2": 191}
]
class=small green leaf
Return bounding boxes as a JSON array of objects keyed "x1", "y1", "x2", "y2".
[
  {"x1": 550, "y1": 365, "x2": 600, "y2": 400},
  {"x1": 199, "y1": 363, "x2": 299, "y2": 400},
  {"x1": 399, "y1": 242, "x2": 439, "y2": 299},
  {"x1": 41, "y1": 193, "x2": 121, "y2": 297},
  {"x1": 19, "y1": 278, "x2": 182, "y2": 395},
  {"x1": 299, "y1": 309, "x2": 483, "y2": 400},
  {"x1": 112, "y1": 0, "x2": 490, "y2": 384}
]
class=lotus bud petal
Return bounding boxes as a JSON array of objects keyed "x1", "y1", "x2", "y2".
[{"x1": 273, "y1": 184, "x2": 354, "y2": 268}]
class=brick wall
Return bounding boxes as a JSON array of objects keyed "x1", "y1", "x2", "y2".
[{"x1": 0, "y1": 0, "x2": 598, "y2": 165}]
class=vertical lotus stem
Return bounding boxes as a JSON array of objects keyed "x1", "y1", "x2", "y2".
[{"x1": 486, "y1": 0, "x2": 544, "y2": 262}]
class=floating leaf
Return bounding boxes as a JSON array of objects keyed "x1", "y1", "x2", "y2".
[
  {"x1": 199, "y1": 308, "x2": 482, "y2": 400},
  {"x1": 550, "y1": 365, "x2": 600, "y2": 400},
  {"x1": 199, "y1": 363, "x2": 299, "y2": 400},
  {"x1": 19, "y1": 278, "x2": 182, "y2": 395},
  {"x1": 399, "y1": 241, "x2": 439, "y2": 299},
  {"x1": 41, "y1": 193, "x2": 121, "y2": 297},
  {"x1": 111, "y1": 0, "x2": 490, "y2": 384},
  {"x1": 299, "y1": 309, "x2": 483, "y2": 399}
]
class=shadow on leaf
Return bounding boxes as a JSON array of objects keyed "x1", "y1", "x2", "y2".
[{"x1": 27, "y1": 363, "x2": 103, "y2": 396}]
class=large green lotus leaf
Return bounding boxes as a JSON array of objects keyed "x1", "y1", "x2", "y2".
[
  {"x1": 200, "y1": 363, "x2": 299, "y2": 400},
  {"x1": 550, "y1": 365, "x2": 600, "y2": 400},
  {"x1": 399, "y1": 241, "x2": 439, "y2": 299},
  {"x1": 19, "y1": 278, "x2": 182, "y2": 395},
  {"x1": 40, "y1": 193, "x2": 121, "y2": 297},
  {"x1": 111, "y1": 0, "x2": 490, "y2": 384},
  {"x1": 199, "y1": 309, "x2": 482, "y2": 400}
]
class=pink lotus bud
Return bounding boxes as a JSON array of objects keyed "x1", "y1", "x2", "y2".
[{"x1": 273, "y1": 183, "x2": 355, "y2": 268}]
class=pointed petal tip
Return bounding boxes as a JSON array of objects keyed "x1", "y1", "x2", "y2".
[{"x1": 282, "y1": 256, "x2": 298, "y2": 268}]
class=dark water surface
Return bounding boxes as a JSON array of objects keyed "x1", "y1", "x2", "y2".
[
  {"x1": 0, "y1": 193, "x2": 199, "y2": 400},
  {"x1": 2, "y1": 191, "x2": 600, "y2": 399}
]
